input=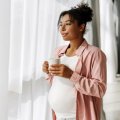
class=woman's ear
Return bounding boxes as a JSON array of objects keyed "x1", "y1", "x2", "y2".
[{"x1": 79, "y1": 24, "x2": 86, "y2": 32}]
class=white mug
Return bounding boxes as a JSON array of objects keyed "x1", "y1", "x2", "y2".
[{"x1": 48, "y1": 58, "x2": 60, "y2": 66}]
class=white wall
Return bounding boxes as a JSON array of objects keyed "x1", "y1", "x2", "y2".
[{"x1": 0, "y1": 0, "x2": 10, "y2": 119}]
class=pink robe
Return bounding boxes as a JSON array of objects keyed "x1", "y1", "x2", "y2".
[{"x1": 47, "y1": 40, "x2": 107, "y2": 120}]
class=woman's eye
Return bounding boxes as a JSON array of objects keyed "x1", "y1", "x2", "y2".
[
  {"x1": 66, "y1": 23, "x2": 71, "y2": 25},
  {"x1": 58, "y1": 22, "x2": 71, "y2": 27}
]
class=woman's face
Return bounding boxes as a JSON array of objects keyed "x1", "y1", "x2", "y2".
[{"x1": 58, "y1": 14, "x2": 82, "y2": 41}]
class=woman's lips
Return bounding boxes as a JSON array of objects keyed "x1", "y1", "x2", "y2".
[{"x1": 61, "y1": 33, "x2": 68, "y2": 37}]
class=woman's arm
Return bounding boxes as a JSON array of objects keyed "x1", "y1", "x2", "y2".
[{"x1": 70, "y1": 50, "x2": 107, "y2": 98}]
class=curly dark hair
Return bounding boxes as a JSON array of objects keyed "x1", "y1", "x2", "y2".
[{"x1": 58, "y1": 3, "x2": 93, "y2": 26}]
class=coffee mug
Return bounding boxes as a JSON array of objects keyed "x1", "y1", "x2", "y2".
[{"x1": 48, "y1": 58, "x2": 60, "y2": 66}]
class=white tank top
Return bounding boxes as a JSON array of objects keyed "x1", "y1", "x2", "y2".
[{"x1": 48, "y1": 54, "x2": 78, "y2": 119}]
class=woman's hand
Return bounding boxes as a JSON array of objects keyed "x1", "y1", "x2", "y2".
[
  {"x1": 49, "y1": 64, "x2": 73, "y2": 79},
  {"x1": 42, "y1": 61, "x2": 49, "y2": 74}
]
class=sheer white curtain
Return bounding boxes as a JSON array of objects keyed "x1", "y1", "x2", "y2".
[
  {"x1": 99, "y1": 0, "x2": 118, "y2": 83},
  {"x1": 8, "y1": 0, "x2": 88, "y2": 120},
  {"x1": 8, "y1": 0, "x2": 63, "y2": 120},
  {"x1": 99, "y1": 1, "x2": 119, "y2": 120}
]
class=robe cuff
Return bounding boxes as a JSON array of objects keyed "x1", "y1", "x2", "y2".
[{"x1": 70, "y1": 72, "x2": 82, "y2": 83}]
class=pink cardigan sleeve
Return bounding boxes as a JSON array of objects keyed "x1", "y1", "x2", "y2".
[{"x1": 70, "y1": 50, "x2": 107, "y2": 98}]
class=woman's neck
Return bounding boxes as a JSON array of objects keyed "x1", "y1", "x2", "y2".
[
  {"x1": 65, "y1": 38, "x2": 84, "y2": 56},
  {"x1": 69, "y1": 38, "x2": 84, "y2": 50}
]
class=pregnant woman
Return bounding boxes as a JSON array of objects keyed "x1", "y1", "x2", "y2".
[{"x1": 42, "y1": 3, "x2": 107, "y2": 120}]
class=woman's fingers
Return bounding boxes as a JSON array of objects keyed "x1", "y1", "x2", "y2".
[
  {"x1": 42, "y1": 61, "x2": 49, "y2": 74},
  {"x1": 49, "y1": 70, "x2": 61, "y2": 75},
  {"x1": 49, "y1": 67, "x2": 60, "y2": 71},
  {"x1": 49, "y1": 64, "x2": 63, "y2": 75},
  {"x1": 49, "y1": 64, "x2": 73, "y2": 78},
  {"x1": 44, "y1": 61, "x2": 48, "y2": 64}
]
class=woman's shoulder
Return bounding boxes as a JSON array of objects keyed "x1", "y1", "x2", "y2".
[
  {"x1": 87, "y1": 44, "x2": 106, "y2": 58},
  {"x1": 87, "y1": 44, "x2": 104, "y2": 53},
  {"x1": 54, "y1": 45, "x2": 68, "y2": 57},
  {"x1": 55, "y1": 45, "x2": 68, "y2": 53}
]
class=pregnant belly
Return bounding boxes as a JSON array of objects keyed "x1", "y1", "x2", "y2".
[{"x1": 48, "y1": 81, "x2": 76, "y2": 113}]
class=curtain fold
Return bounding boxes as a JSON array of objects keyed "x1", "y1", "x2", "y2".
[
  {"x1": 114, "y1": 0, "x2": 120, "y2": 74},
  {"x1": 99, "y1": 0, "x2": 118, "y2": 83}
]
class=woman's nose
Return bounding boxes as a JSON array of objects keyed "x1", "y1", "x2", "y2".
[{"x1": 61, "y1": 25, "x2": 66, "y2": 31}]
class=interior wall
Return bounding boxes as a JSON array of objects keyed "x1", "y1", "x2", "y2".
[{"x1": 0, "y1": 0, "x2": 10, "y2": 119}]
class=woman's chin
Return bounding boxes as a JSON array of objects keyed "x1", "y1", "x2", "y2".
[{"x1": 63, "y1": 38, "x2": 70, "y2": 41}]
